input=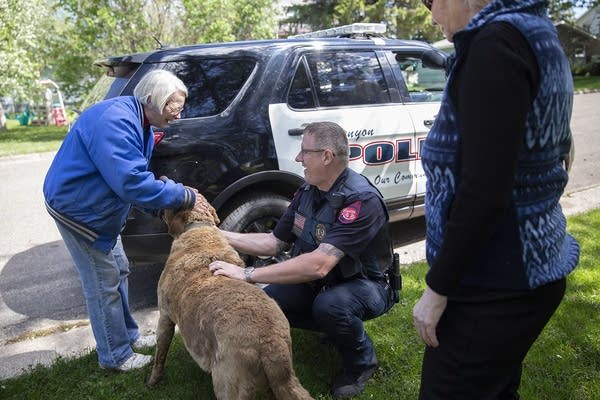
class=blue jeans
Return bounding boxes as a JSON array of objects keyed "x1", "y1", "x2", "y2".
[
  {"x1": 56, "y1": 222, "x2": 140, "y2": 368},
  {"x1": 265, "y1": 278, "x2": 394, "y2": 373}
]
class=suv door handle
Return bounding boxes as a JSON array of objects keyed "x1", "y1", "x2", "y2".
[
  {"x1": 423, "y1": 119, "x2": 435, "y2": 128},
  {"x1": 288, "y1": 128, "x2": 304, "y2": 136}
]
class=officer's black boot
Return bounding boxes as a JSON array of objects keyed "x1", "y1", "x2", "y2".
[{"x1": 331, "y1": 336, "x2": 379, "y2": 399}]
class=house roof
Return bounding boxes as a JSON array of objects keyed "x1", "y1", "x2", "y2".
[
  {"x1": 576, "y1": 4, "x2": 600, "y2": 25},
  {"x1": 556, "y1": 20, "x2": 599, "y2": 41}
]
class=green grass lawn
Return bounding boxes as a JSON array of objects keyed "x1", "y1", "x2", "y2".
[
  {"x1": 573, "y1": 75, "x2": 600, "y2": 92},
  {"x1": 0, "y1": 119, "x2": 68, "y2": 157},
  {"x1": 1, "y1": 209, "x2": 598, "y2": 399}
]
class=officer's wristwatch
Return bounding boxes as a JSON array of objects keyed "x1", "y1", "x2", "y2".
[{"x1": 244, "y1": 266, "x2": 255, "y2": 283}]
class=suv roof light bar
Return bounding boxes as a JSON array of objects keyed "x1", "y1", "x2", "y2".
[{"x1": 289, "y1": 23, "x2": 386, "y2": 39}]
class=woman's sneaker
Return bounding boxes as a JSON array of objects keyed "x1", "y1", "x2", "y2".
[
  {"x1": 132, "y1": 334, "x2": 157, "y2": 350},
  {"x1": 116, "y1": 353, "x2": 153, "y2": 371},
  {"x1": 100, "y1": 352, "x2": 153, "y2": 371}
]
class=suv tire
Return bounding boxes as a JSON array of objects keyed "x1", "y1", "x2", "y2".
[
  {"x1": 220, "y1": 192, "x2": 291, "y2": 266},
  {"x1": 220, "y1": 192, "x2": 290, "y2": 233}
]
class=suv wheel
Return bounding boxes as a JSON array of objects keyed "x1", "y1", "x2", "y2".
[{"x1": 219, "y1": 192, "x2": 292, "y2": 266}]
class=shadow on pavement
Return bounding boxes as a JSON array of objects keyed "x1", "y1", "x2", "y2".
[
  {"x1": 0, "y1": 240, "x2": 163, "y2": 323},
  {"x1": 0, "y1": 217, "x2": 424, "y2": 339}
]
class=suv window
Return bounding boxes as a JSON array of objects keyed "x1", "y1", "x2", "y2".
[
  {"x1": 288, "y1": 61, "x2": 317, "y2": 109},
  {"x1": 163, "y1": 58, "x2": 255, "y2": 118},
  {"x1": 81, "y1": 63, "x2": 140, "y2": 111},
  {"x1": 288, "y1": 51, "x2": 391, "y2": 109},
  {"x1": 396, "y1": 54, "x2": 446, "y2": 102}
]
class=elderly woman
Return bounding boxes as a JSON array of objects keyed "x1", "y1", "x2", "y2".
[
  {"x1": 44, "y1": 70, "x2": 206, "y2": 371},
  {"x1": 413, "y1": 0, "x2": 579, "y2": 398}
]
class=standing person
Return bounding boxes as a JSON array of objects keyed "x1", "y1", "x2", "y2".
[
  {"x1": 413, "y1": 0, "x2": 580, "y2": 398},
  {"x1": 43, "y1": 70, "x2": 205, "y2": 371},
  {"x1": 208, "y1": 121, "x2": 397, "y2": 399}
]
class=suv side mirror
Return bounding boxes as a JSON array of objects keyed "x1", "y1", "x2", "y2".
[{"x1": 421, "y1": 49, "x2": 447, "y2": 70}]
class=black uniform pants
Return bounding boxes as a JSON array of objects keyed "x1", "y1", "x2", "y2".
[
  {"x1": 264, "y1": 277, "x2": 394, "y2": 373},
  {"x1": 419, "y1": 278, "x2": 566, "y2": 400}
]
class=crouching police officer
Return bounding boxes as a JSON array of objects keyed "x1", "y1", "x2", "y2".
[{"x1": 208, "y1": 121, "x2": 399, "y2": 399}]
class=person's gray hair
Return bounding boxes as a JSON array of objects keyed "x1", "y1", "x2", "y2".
[
  {"x1": 133, "y1": 70, "x2": 188, "y2": 112},
  {"x1": 303, "y1": 121, "x2": 349, "y2": 166}
]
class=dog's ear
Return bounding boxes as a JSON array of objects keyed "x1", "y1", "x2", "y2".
[
  {"x1": 209, "y1": 204, "x2": 220, "y2": 225},
  {"x1": 163, "y1": 209, "x2": 187, "y2": 237}
]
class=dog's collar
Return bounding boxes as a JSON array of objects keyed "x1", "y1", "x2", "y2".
[{"x1": 183, "y1": 221, "x2": 214, "y2": 232}]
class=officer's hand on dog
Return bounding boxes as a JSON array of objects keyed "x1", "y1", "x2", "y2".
[{"x1": 209, "y1": 261, "x2": 244, "y2": 281}]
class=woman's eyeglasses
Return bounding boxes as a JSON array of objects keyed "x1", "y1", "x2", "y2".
[
  {"x1": 165, "y1": 102, "x2": 184, "y2": 114},
  {"x1": 422, "y1": 0, "x2": 432, "y2": 10}
]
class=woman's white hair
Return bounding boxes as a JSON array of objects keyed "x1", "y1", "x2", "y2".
[{"x1": 133, "y1": 70, "x2": 188, "y2": 112}]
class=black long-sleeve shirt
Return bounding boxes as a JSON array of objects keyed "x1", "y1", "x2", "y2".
[{"x1": 425, "y1": 22, "x2": 541, "y2": 295}]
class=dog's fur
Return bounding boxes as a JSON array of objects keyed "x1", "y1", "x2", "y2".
[{"x1": 146, "y1": 197, "x2": 313, "y2": 400}]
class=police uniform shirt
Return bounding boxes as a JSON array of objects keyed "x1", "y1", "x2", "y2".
[{"x1": 273, "y1": 182, "x2": 387, "y2": 261}]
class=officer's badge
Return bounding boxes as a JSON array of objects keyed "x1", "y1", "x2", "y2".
[{"x1": 315, "y1": 223, "x2": 326, "y2": 242}]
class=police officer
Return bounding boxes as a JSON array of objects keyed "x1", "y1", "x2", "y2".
[{"x1": 209, "y1": 121, "x2": 396, "y2": 399}]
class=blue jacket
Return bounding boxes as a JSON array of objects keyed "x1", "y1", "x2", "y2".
[
  {"x1": 43, "y1": 96, "x2": 195, "y2": 253},
  {"x1": 422, "y1": 0, "x2": 579, "y2": 290}
]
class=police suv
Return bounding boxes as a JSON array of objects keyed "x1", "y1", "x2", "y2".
[{"x1": 84, "y1": 23, "x2": 447, "y2": 264}]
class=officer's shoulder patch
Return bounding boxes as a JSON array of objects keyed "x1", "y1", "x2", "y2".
[{"x1": 338, "y1": 200, "x2": 362, "y2": 224}]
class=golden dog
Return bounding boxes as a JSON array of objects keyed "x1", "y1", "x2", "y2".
[{"x1": 146, "y1": 197, "x2": 313, "y2": 400}]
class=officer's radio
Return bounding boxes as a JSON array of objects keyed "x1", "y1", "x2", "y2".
[{"x1": 330, "y1": 192, "x2": 345, "y2": 213}]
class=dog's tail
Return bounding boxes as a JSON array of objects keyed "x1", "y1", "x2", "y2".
[{"x1": 261, "y1": 338, "x2": 314, "y2": 400}]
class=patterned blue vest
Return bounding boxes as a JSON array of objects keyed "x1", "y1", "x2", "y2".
[{"x1": 422, "y1": 0, "x2": 579, "y2": 289}]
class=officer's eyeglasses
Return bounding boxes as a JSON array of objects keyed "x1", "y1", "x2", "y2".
[
  {"x1": 300, "y1": 148, "x2": 340, "y2": 159},
  {"x1": 422, "y1": 0, "x2": 433, "y2": 10},
  {"x1": 300, "y1": 148, "x2": 326, "y2": 156},
  {"x1": 165, "y1": 101, "x2": 184, "y2": 115}
]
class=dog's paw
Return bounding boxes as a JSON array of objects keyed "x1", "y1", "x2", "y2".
[{"x1": 146, "y1": 371, "x2": 164, "y2": 387}]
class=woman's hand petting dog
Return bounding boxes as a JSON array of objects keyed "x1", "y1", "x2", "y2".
[
  {"x1": 191, "y1": 195, "x2": 209, "y2": 214},
  {"x1": 209, "y1": 260, "x2": 245, "y2": 281},
  {"x1": 186, "y1": 187, "x2": 210, "y2": 214},
  {"x1": 158, "y1": 175, "x2": 209, "y2": 215}
]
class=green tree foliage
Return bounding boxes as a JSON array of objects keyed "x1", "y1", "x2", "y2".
[
  {"x1": 1, "y1": 0, "x2": 597, "y2": 105},
  {"x1": 282, "y1": 0, "x2": 599, "y2": 41},
  {"x1": 0, "y1": 0, "x2": 55, "y2": 102},
  {"x1": 549, "y1": 0, "x2": 600, "y2": 21},
  {"x1": 281, "y1": 0, "x2": 442, "y2": 42},
  {"x1": 51, "y1": 0, "x2": 184, "y2": 101},
  {"x1": 550, "y1": 0, "x2": 578, "y2": 21},
  {"x1": 182, "y1": 0, "x2": 276, "y2": 44},
  {"x1": 386, "y1": 0, "x2": 442, "y2": 42}
]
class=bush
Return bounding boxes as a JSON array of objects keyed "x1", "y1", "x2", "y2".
[{"x1": 572, "y1": 62, "x2": 600, "y2": 76}]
